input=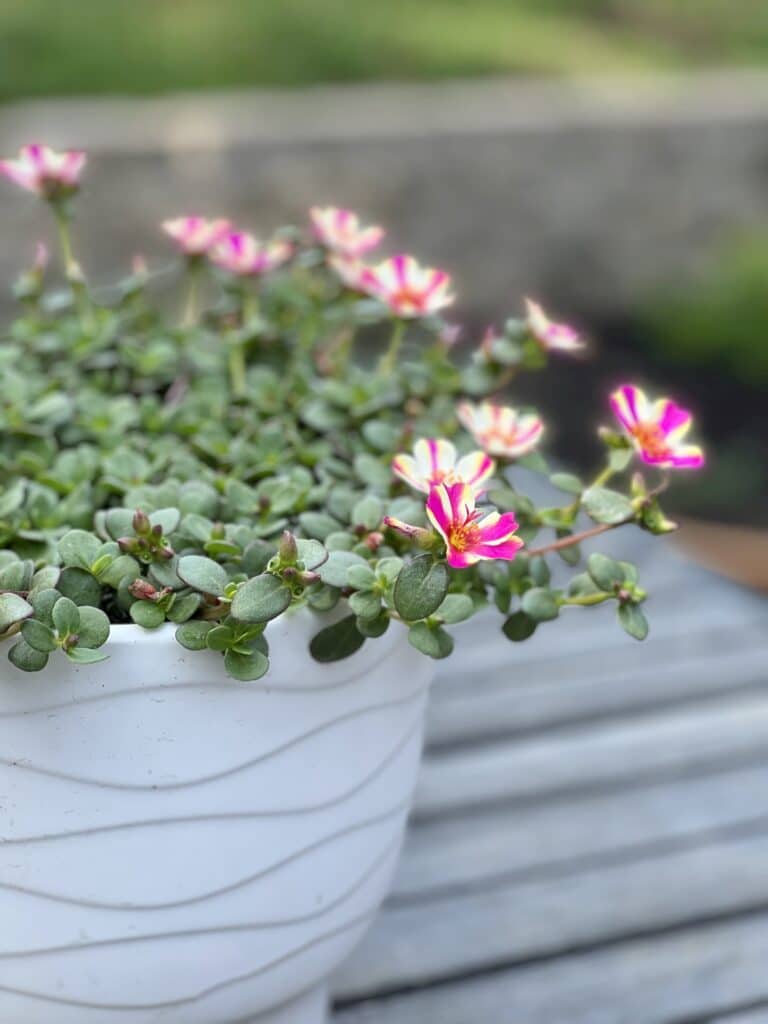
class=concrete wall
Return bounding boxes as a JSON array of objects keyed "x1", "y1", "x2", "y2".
[{"x1": 0, "y1": 72, "x2": 767, "y2": 324}]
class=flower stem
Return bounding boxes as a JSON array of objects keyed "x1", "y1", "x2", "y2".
[
  {"x1": 379, "y1": 319, "x2": 405, "y2": 376},
  {"x1": 228, "y1": 342, "x2": 247, "y2": 399},
  {"x1": 561, "y1": 592, "x2": 613, "y2": 608},
  {"x1": 54, "y1": 207, "x2": 74, "y2": 273},
  {"x1": 183, "y1": 259, "x2": 202, "y2": 328},
  {"x1": 526, "y1": 519, "x2": 631, "y2": 558}
]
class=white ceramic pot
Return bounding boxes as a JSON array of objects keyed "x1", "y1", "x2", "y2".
[{"x1": 0, "y1": 610, "x2": 434, "y2": 1024}]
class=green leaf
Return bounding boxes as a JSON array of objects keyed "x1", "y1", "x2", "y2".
[
  {"x1": 549, "y1": 472, "x2": 583, "y2": 495},
  {"x1": 294, "y1": 538, "x2": 328, "y2": 571},
  {"x1": 618, "y1": 602, "x2": 649, "y2": 641},
  {"x1": 347, "y1": 563, "x2": 376, "y2": 590},
  {"x1": 52, "y1": 597, "x2": 80, "y2": 636},
  {"x1": 98, "y1": 554, "x2": 140, "y2": 588},
  {"x1": 224, "y1": 647, "x2": 270, "y2": 682},
  {"x1": 521, "y1": 587, "x2": 559, "y2": 622},
  {"x1": 298, "y1": 511, "x2": 341, "y2": 541},
  {"x1": 435, "y1": 593, "x2": 475, "y2": 624},
  {"x1": 352, "y1": 495, "x2": 383, "y2": 531},
  {"x1": 393, "y1": 556, "x2": 449, "y2": 622},
  {"x1": 408, "y1": 621, "x2": 454, "y2": 659},
  {"x1": 66, "y1": 646, "x2": 109, "y2": 664},
  {"x1": 21, "y1": 619, "x2": 58, "y2": 653},
  {"x1": 8, "y1": 639, "x2": 49, "y2": 671},
  {"x1": 587, "y1": 552, "x2": 625, "y2": 592},
  {"x1": 57, "y1": 567, "x2": 102, "y2": 607},
  {"x1": 149, "y1": 507, "x2": 181, "y2": 534},
  {"x1": 310, "y1": 615, "x2": 365, "y2": 662},
  {"x1": 317, "y1": 550, "x2": 368, "y2": 588},
  {"x1": 568, "y1": 572, "x2": 603, "y2": 598},
  {"x1": 356, "y1": 611, "x2": 390, "y2": 638},
  {"x1": 582, "y1": 487, "x2": 634, "y2": 525},
  {"x1": 28, "y1": 587, "x2": 60, "y2": 625},
  {"x1": 609, "y1": 448, "x2": 634, "y2": 472},
  {"x1": 348, "y1": 589, "x2": 381, "y2": 620},
  {"x1": 0, "y1": 593, "x2": 33, "y2": 633},
  {"x1": 58, "y1": 529, "x2": 102, "y2": 569},
  {"x1": 305, "y1": 584, "x2": 340, "y2": 612},
  {"x1": 166, "y1": 592, "x2": 201, "y2": 623},
  {"x1": 529, "y1": 556, "x2": 551, "y2": 587},
  {"x1": 76, "y1": 606, "x2": 110, "y2": 649},
  {"x1": 175, "y1": 620, "x2": 216, "y2": 651},
  {"x1": 130, "y1": 601, "x2": 165, "y2": 628},
  {"x1": 205, "y1": 625, "x2": 235, "y2": 652},
  {"x1": 230, "y1": 574, "x2": 292, "y2": 623},
  {"x1": 177, "y1": 555, "x2": 228, "y2": 597},
  {"x1": 502, "y1": 611, "x2": 537, "y2": 642}
]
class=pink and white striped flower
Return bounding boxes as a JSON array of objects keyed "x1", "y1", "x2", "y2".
[
  {"x1": 310, "y1": 206, "x2": 384, "y2": 258},
  {"x1": 426, "y1": 481, "x2": 524, "y2": 569},
  {"x1": 328, "y1": 254, "x2": 370, "y2": 292},
  {"x1": 0, "y1": 144, "x2": 86, "y2": 200},
  {"x1": 362, "y1": 254, "x2": 454, "y2": 318},
  {"x1": 392, "y1": 438, "x2": 495, "y2": 495},
  {"x1": 610, "y1": 385, "x2": 705, "y2": 469},
  {"x1": 162, "y1": 216, "x2": 231, "y2": 256},
  {"x1": 457, "y1": 401, "x2": 544, "y2": 459},
  {"x1": 211, "y1": 231, "x2": 293, "y2": 276},
  {"x1": 525, "y1": 298, "x2": 583, "y2": 353}
]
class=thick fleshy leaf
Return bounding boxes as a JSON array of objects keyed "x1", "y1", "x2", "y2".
[
  {"x1": 175, "y1": 620, "x2": 216, "y2": 651},
  {"x1": 310, "y1": 614, "x2": 365, "y2": 662},
  {"x1": 177, "y1": 555, "x2": 228, "y2": 597},
  {"x1": 408, "y1": 621, "x2": 454, "y2": 659},
  {"x1": 52, "y1": 597, "x2": 80, "y2": 636},
  {"x1": 435, "y1": 593, "x2": 475, "y2": 624},
  {"x1": 230, "y1": 574, "x2": 292, "y2": 624},
  {"x1": 57, "y1": 567, "x2": 102, "y2": 608},
  {"x1": 317, "y1": 550, "x2": 368, "y2": 589},
  {"x1": 58, "y1": 529, "x2": 102, "y2": 569},
  {"x1": 393, "y1": 556, "x2": 449, "y2": 622},
  {"x1": 66, "y1": 647, "x2": 109, "y2": 664},
  {"x1": 587, "y1": 553, "x2": 625, "y2": 592},
  {"x1": 21, "y1": 619, "x2": 58, "y2": 653},
  {"x1": 224, "y1": 647, "x2": 270, "y2": 682},
  {"x1": 521, "y1": 587, "x2": 559, "y2": 622},
  {"x1": 503, "y1": 611, "x2": 537, "y2": 641},
  {"x1": 130, "y1": 601, "x2": 165, "y2": 629},
  {"x1": 77, "y1": 606, "x2": 110, "y2": 649},
  {"x1": 582, "y1": 487, "x2": 634, "y2": 525},
  {"x1": 9, "y1": 639, "x2": 49, "y2": 671},
  {"x1": 0, "y1": 593, "x2": 33, "y2": 634},
  {"x1": 618, "y1": 602, "x2": 649, "y2": 640}
]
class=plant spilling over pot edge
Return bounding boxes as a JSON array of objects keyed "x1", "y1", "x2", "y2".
[{"x1": 0, "y1": 145, "x2": 705, "y2": 680}]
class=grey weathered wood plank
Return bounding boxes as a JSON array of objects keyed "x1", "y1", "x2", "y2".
[
  {"x1": 333, "y1": 912, "x2": 768, "y2": 1023},
  {"x1": 334, "y1": 828, "x2": 768, "y2": 999},
  {"x1": 427, "y1": 625, "x2": 768, "y2": 746},
  {"x1": 706, "y1": 1010, "x2": 768, "y2": 1024},
  {"x1": 415, "y1": 689, "x2": 768, "y2": 819},
  {"x1": 394, "y1": 761, "x2": 768, "y2": 901}
]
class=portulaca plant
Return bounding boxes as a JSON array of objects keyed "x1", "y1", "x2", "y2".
[{"x1": 0, "y1": 144, "x2": 705, "y2": 679}]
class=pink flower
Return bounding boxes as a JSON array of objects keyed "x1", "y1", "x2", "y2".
[
  {"x1": 457, "y1": 401, "x2": 544, "y2": 459},
  {"x1": 362, "y1": 254, "x2": 454, "y2": 318},
  {"x1": 610, "y1": 385, "x2": 705, "y2": 469},
  {"x1": 525, "y1": 298, "x2": 583, "y2": 353},
  {"x1": 426, "y1": 481, "x2": 524, "y2": 569},
  {"x1": 162, "y1": 216, "x2": 231, "y2": 256},
  {"x1": 328, "y1": 254, "x2": 370, "y2": 292},
  {"x1": 310, "y1": 206, "x2": 384, "y2": 258},
  {"x1": 0, "y1": 143, "x2": 86, "y2": 200},
  {"x1": 392, "y1": 438, "x2": 495, "y2": 495},
  {"x1": 211, "y1": 231, "x2": 292, "y2": 276}
]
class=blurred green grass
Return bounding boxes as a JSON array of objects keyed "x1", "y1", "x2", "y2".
[{"x1": 1, "y1": 0, "x2": 767, "y2": 102}]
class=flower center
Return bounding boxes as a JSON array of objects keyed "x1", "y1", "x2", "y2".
[
  {"x1": 392, "y1": 288, "x2": 424, "y2": 310},
  {"x1": 632, "y1": 421, "x2": 668, "y2": 457},
  {"x1": 448, "y1": 521, "x2": 480, "y2": 552}
]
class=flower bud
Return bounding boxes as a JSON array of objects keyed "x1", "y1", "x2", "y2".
[
  {"x1": 132, "y1": 509, "x2": 150, "y2": 535},
  {"x1": 129, "y1": 579, "x2": 159, "y2": 601},
  {"x1": 278, "y1": 530, "x2": 298, "y2": 565}
]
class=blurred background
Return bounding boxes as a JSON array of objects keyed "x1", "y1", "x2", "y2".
[{"x1": 0, "y1": 0, "x2": 765, "y2": 581}]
